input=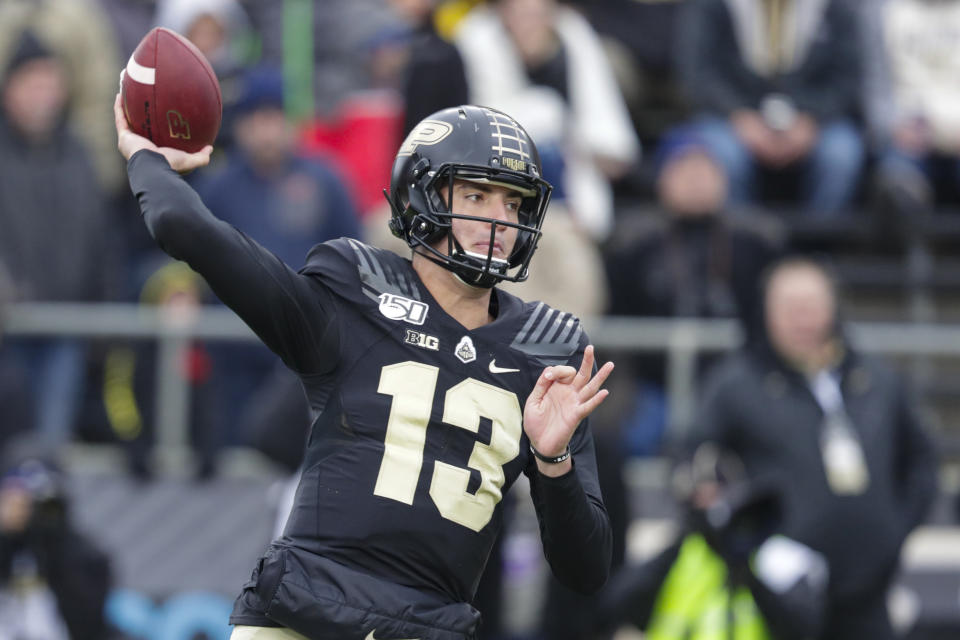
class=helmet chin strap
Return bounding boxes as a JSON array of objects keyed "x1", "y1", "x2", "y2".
[
  {"x1": 447, "y1": 229, "x2": 508, "y2": 289},
  {"x1": 450, "y1": 257, "x2": 503, "y2": 289},
  {"x1": 411, "y1": 228, "x2": 509, "y2": 289},
  {"x1": 452, "y1": 270, "x2": 497, "y2": 290}
]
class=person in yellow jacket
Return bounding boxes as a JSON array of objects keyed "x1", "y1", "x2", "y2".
[{"x1": 600, "y1": 444, "x2": 829, "y2": 640}]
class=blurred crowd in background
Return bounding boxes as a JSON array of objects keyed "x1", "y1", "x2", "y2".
[{"x1": 0, "y1": 0, "x2": 959, "y2": 638}]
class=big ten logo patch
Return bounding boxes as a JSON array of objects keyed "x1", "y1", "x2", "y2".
[
  {"x1": 166, "y1": 110, "x2": 191, "y2": 140},
  {"x1": 107, "y1": 589, "x2": 232, "y2": 640},
  {"x1": 397, "y1": 119, "x2": 453, "y2": 156},
  {"x1": 378, "y1": 293, "x2": 429, "y2": 325},
  {"x1": 405, "y1": 329, "x2": 439, "y2": 351}
]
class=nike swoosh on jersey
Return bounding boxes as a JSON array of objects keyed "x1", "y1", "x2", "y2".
[
  {"x1": 364, "y1": 631, "x2": 419, "y2": 640},
  {"x1": 489, "y1": 360, "x2": 520, "y2": 374}
]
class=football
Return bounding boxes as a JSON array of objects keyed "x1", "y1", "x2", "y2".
[{"x1": 120, "y1": 27, "x2": 222, "y2": 152}]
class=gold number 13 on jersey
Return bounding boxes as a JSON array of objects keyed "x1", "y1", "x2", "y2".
[{"x1": 375, "y1": 361, "x2": 523, "y2": 532}]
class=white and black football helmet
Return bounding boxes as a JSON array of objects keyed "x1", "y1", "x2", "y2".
[{"x1": 385, "y1": 105, "x2": 552, "y2": 288}]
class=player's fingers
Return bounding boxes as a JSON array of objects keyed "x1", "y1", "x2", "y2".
[
  {"x1": 577, "y1": 388, "x2": 610, "y2": 420},
  {"x1": 579, "y1": 361, "x2": 615, "y2": 402},
  {"x1": 574, "y1": 345, "x2": 596, "y2": 387},
  {"x1": 527, "y1": 369, "x2": 556, "y2": 405},
  {"x1": 113, "y1": 93, "x2": 127, "y2": 133},
  {"x1": 162, "y1": 145, "x2": 213, "y2": 174},
  {"x1": 547, "y1": 365, "x2": 577, "y2": 385},
  {"x1": 191, "y1": 145, "x2": 213, "y2": 166}
]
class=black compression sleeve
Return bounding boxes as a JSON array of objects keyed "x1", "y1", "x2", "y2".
[
  {"x1": 126, "y1": 150, "x2": 338, "y2": 374},
  {"x1": 529, "y1": 455, "x2": 613, "y2": 594}
]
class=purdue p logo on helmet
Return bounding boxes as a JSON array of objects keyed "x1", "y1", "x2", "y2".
[
  {"x1": 397, "y1": 120, "x2": 454, "y2": 156},
  {"x1": 385, "y1": 105, "x2": 552, "y2": 288}
]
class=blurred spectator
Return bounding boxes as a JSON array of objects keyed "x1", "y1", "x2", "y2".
[
  {"x1": 155, "y1": 0, "x2": 250, "y2": 66},
  {"x1": 95, "y1": 0, "x2": 156, "y2": 60},
  {"x1": 676, "y1": 0, "x2": 865, "y2": 217},
  {"x1": 297, "y1": 17, "x2": 408, "y2": 220},
  {"x1": 453, "y1": 0, "x2": 640, "y2": 242},
  {"x1": 195, "y1": 66, "x2": 361, "y2": 471},
  {"x1": 0, "y1": 0, "x2": 123, "y2": 193},
  {"x1": 0, "y1": 29, "x2": 111, "y2": 446},
  {"x1": 0, "y1": 264, "x2": 31, "y2": 451},
  {"x1": 155, "y1": 0, "x2": 255, "y2": 151},
  {"x1": 0, "y1": 438, "x2": 113, "y2": 640},
  {"x1": 606, "y1": 128, "x2": 784, "y2": 339},
  {"x1": 388, "y1": 0, "x2": 469, "y2": 137},
  {"x1": 603, "y1": 127, "x2": 783, "y2": 457},
  {"x1": 863, "y1": 0, "x2": 960, "y2": 244},
  {"x1": 362, "y1": 21, "x2": 415, "y2": 96},
  {"x1": 241, "y1": 0, "x2": 404, "y2": 119},
  {"x1": 432, "y1": 0, "x2": 484, "y2": 39},
  {"x1": 299, "y1": 95, "x2": 406, "y2": 221},
  {"x1": 197, "y1": 66, "x2": 362, "y2": 274},
  {"x1": 98, "y1": 258, "x2": 218, "y2": 479},
  {"x1": 599, "y1": 444, "x2": 829, "y2": 640},
  {"x1": 690, "y1": 256, "x2": 938, "y2": 639},
  {"x1": 566, "y1": 0, "x2": 691, "y2": 150}
]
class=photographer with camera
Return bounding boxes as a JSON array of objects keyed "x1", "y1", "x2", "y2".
[
  {"x1": 599, "y1": 443, "x2": 828, "y2": 640},
  {"x1": 0, "y1": 441, "x2": 113, "y2": 640}
]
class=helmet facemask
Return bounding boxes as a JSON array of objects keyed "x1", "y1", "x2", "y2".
[{"x1": 390, "y1": 162, "x2": 551, "y2": 288}]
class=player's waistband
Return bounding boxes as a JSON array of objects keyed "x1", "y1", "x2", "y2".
[{"x1": 230, "y1": 542, "x2": 481, "y2": 640}]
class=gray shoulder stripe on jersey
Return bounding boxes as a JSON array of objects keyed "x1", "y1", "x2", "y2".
[
  {"x1": 347, "y1": 238, "x2": 383, "y2": 279},
  {"x1": 528, "y1": 308, "x2": 558, "y2": 344},
  {"x1": 542, "y1": 312, "x2": 573, "y2": 344},
  {"x1": 511, "y1": 324, "x2": 582, "y2": 366},
  {"x1": 556, "y1": 315, "x2": 579, "y2": 344},
  {"x1": 347, "y1": 238, "x2": 378, "y2": 277},
  {"x1": 384, "y1": 262, "x2": 419, "y2": 299},
  {"x1": 359, "y1": 270, "x2": 420, "y2": 302},
  {"x1": 349, "y1": 238, "x2": 421, "y2": 301},
  {"x1": 515, "y1": 302, "x2": 547, "y2": 344},
  {"x1": 511, "y1": 304, "x2": 582, "y2": 365}
]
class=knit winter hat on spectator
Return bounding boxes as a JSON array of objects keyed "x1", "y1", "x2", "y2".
[
  {"x1": 2, "y1": 29, "x2": 55, "y2": 85},
  {"x1": 654, "y1": 125, "x2": 719, "y2": 176},
  {"x1": 232, "y1": 65, "x2": 284, "y2": 117}
]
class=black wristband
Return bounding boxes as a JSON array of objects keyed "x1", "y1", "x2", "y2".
[{"x1": 530, "y1": 444, "x2": 571, "y2": 464}]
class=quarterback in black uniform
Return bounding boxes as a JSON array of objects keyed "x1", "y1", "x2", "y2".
[{"x1": 115, "y1": 96, "x2": 614, "y2": 640}]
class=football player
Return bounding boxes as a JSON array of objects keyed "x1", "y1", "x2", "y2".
[{"x1": 115, "y1": 96, "x2": 614, "y2": 640}]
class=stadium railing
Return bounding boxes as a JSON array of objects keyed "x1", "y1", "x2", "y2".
[{"x1": 8, "y1": 302, "x2": 960, "y2": 473}]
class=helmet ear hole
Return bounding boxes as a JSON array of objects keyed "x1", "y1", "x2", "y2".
[{"x1": 411, "y1": 213, "x2": 446, "y2": 245}]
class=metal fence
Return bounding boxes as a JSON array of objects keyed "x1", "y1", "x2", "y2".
[{"x1": 8, "y1": 302, "x2": 960, "y2": 472}]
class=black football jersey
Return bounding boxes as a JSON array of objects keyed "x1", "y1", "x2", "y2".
[
  {"x1": 127, "y1": 150, "x2": 610, "y2": 639},
  {"x1": 286, "y1": 238, "x2": 595, "y2": 600}
]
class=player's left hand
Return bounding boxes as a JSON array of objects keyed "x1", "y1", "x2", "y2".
[{"x1": 524, "y1": 345, "x2": 613, "y2": 475}]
